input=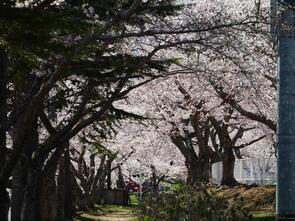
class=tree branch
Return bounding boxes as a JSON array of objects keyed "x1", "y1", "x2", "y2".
[
  {"x1": 234, "y1": 135, "x2": 266, "y2": 149},
  {"x1": 39, "y1": 110, "x2": 56, "y2": 135},
  {"x1": 210, "y1": 80, "x2": 276, "y2": 132}
]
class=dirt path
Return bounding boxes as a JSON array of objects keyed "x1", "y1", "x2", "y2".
[
  {"x1": 96, "y1": 211, "x2": 137, "y2": 221},
  {"x1": 75, "y1": 204, "x2": 138, "y2": 221}
]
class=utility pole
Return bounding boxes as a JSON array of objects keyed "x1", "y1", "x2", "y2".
[{"x1": 275, "y1": 0, "x2": 295, "y2": 220}]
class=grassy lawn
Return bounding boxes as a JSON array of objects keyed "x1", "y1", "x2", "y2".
[
  {"x1": 75, "y1": 193, "x2": 142, "y2": 221},
  {"x1": 74, "y1": 193, "x2": 151, "y2": 221},
  {"x1": 95, "y1": 204, "x2": 134, "y2": 213},
  {"x1": 251, "y1": 212, "x2": 275, "y2": 220}
]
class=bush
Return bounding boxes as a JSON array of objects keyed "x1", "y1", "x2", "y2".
[{"x1": 136, "y1": 186, "x2": 250, "y2": 221}]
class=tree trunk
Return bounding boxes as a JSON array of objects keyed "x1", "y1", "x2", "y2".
[
  {"x1": 186, "y1": 160, "x2": 199, "y2": 186},
  {"x1": 39, "y1": 146, "x2": 66, "y2": 221},
  {"x1": 210, "y1": 118, "x2": 238, "y2": 186},
  {"x1": 221, "y1": 147, "x2": 237, "y2": 186},
  {"x1": 186, "y1": 147, "x2": 209, "y2": 185},
  {"x1": 170, "y1": 134, "x2": 205, "y2": 186},
  {"x1": 57, "y1": 155, "x2": 65, "y2": 221},
  {"x1": 11, "y1": 114, "x2": 38, "y2": 221},
  {"x1": 0, "y1": 47, "x2": 9, "y2": 221},
  {"x1": 117, "y1": 166, "x2": 125, "y2": 189},
  {"x1": 11, "y1": 161, "x2": 27, "y2": 221},
  {"x1": 64, "y1": 144, "x2": 76, "y2": 219},
  {"x1": 21, "y1": 167, "x2": 40, "y2": 221},
  {"x1": 198, "y1": 151, "x2": 210, "y2": 183},
  {"x1": 56, "y1": 144, "x2": 77, "y2": 221},
  {"x1": 106, "y1": 161, "x2": 112, "y2": 190},
  {"x1": 39, "y1": 175, "x2": 58, "y2": 221},
  {"x1": 151, "y1": 166, "x2": 158, "y2": 192},
  {"x1": 0, "y1": 186, "x2": 10, "y2": 221},
  {"x1": 91, "y1": 156, "x2": 106, "y2": 204},
  {"x1": 0, "y1": 47, "x2": 7, "y2": 171}
]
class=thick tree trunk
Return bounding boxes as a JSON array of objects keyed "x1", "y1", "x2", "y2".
[
  {"x1": 40, "y1": 176, "x2": 58, "y2": 221},
  {"x1": 171, "y1": 134, "x2": 208, "y2": 186},
  {"x1": 186, "y1": 160, "x2": 199, "y2": 186},
  {"x1": 11, "y1": 162, "x2": 27, "y2": 221},
  {"x1": 186, "y1": 170, "x2": 194, "y2": 185},
  {"x1": 186, "y1": 147, "x2": 209, "y2": 185},
  {"x1": 56, "y1": 144, "x2": 77, "y2": 221},
  {"x1": 0, "y1": 47, "x2": 9, "y2": 221},
  {"x1": 70, "y1": 166, "x2": 83, "y2": 211},
  {"x1": 39, "y1": 146, "x2": 66, "y2": 221},
  {"x1": 198, "y1": 152, "x2": 210, "y2": 183},
  {"x1": 90, "y1": 156, "x2": 111, "y2": 205},
  {"x1": 0, "y1": 186, "x2": 10, "y2": 221},
  {"x1": 186, "y1": 160, "x2": 210, "y2": 185},
  {"x1": 210, "y1": 118, "x2": 238, "y2": 186},
  {"x1": 221, "y1": 148, "x2": 237, "y2": 186},
  {"x1": 21, "y1": 168, "x2": 40, "y2": 221},
  {"x1": 11, "y1": 115, "x2": 38, "y2": 221},
  {"x1": 0, "y1": 47, "x2": 7, "y2": 170},
  {"x1": 64, "y1": 145, "x2": 76, "y2": 219},
  {"x1": 91, "y1": 156, "x2": 106, "y2": 204}
]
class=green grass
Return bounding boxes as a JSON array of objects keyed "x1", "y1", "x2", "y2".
[
  {"x1": 74, "y1": 200, "x2": 151, "y2": 221},
  {"x1": 74, "y1": 212, "x2": 103, "y2": 221},
  {"x1": 128, "y1": 216, "x2": 150, "y2": 221},
  {"x1": 252, "y1": 212, "x2": 274, "y2": 218},
  {"x1": 75, "y1": 204, "x2": 136, "y2": 221},
  {"x1": 75, "y1": 193, "x2": 142, "y2": 221},
  {"x1": 95, "y1": 204, "x2": 134, "y2": 213},
  {"x1": 251, "y1": 212, "x2": 275, "y2": 220}
]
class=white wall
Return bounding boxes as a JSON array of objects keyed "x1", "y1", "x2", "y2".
[{"x1": 211, "y1": 158, "x2": 276, "y2": 185}]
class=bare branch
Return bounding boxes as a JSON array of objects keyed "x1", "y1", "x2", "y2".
[
  {"x1": 209, "y1": 80, "x2": 276, "y2": 131},
  {"x1": 234, "y1": 135, "x2": 266, "y2": 149}
]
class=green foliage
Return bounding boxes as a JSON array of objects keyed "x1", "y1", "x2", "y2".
[
  {"x1": 0, "y1": 0, "x2": 181, "y2": 115},
  {"x1": 1, "y1": 0, "x2": 180, "y2": 82},
  {"x1": 130, "y1": 193, "x2": 140, "y2": 206},
  {"x1": 137, "y1": 186, "x2": 250, "y2": 221},
  {"x1": 95, "y1": 204, "x2": 134, "y2": 213}
]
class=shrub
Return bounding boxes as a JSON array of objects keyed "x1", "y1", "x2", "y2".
[{"x1": 136, "y1": 186, "x2": 249, "y2": 221}]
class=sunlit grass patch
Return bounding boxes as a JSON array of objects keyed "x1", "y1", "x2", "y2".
[
  {"x1": 75, "y1": 204, "x2": 137, "y2": 221},
  {"x1": 252, "y1": 212, "x2": 275, "y2": 220}
]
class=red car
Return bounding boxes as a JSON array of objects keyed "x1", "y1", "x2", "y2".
[{"x1": 126, "y1": 181, "x2": 139, "y2": 193}]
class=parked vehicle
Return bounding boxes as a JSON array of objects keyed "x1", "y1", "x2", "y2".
[{"x1": 126, "y1": 180, "x2": 139, "y2": 193}]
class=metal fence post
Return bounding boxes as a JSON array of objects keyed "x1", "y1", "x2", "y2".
[{"x1": 277, "y1": 7, "x2": 295, "y2": 221}]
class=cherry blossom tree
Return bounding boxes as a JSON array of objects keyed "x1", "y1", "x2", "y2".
[
  {"x1": 0, "y1": 0, "x2": 278, "y2": 220},
  {"x1": 108, "y1": 0, "x2": 276, "y2": 186}
]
